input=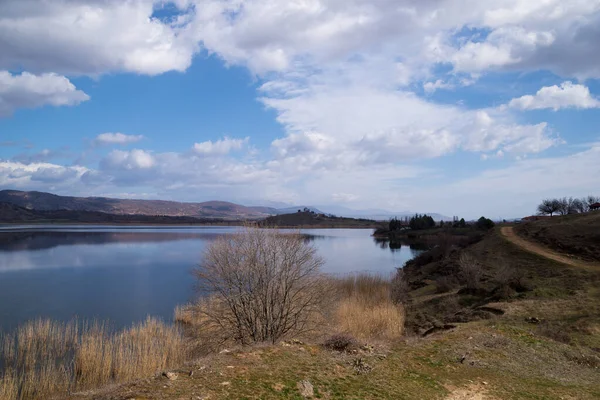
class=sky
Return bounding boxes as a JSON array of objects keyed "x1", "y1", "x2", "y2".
[{"x1": 1, "y1": 0, "x2": 600, "y2": 219}]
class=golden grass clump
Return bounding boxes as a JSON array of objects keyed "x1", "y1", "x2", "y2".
[
  {"x1": 111, "y1": 317, "x2": 186, "y2": 382},
  {"x1": 0, "y1": 369, "x2": 19, "y2": 400},
  {"x1": 333, "y1": 274, "x2": 405, "y2": 341},
  {"x1": 0, "y1": 317, "x2": 186, "y2": 399}
]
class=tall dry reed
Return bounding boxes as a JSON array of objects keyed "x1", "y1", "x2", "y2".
[
  {"x1": 0, "y1": 317, "x2": 186, "y2": 400},
  {"x1": 333, "y1": 273, "x2": 405, "y2": 341}
]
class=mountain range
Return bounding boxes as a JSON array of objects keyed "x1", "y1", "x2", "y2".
[{"x1": 0, "y1": 190, "x2": 450, "y2": 221}]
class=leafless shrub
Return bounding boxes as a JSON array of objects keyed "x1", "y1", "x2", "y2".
[
  {"x1": 390, "y1": 269, "x2": 410, "y2": 305},
  {"x1": 435, "y1": 276, "x2": 456, "y2": 294},
  {"x1": 459, "y1": 252, "x2": 483, "y2": 290},
  {"x1": 537, "y1": 322, "x2": 572, "y2": 345},
  {"x1": 493, "y1": 260, "x2": 526, "y2": 298},
  {"x1": 323, "y1": 333, "x2": 358, "y2": 352},
  {"x1": 194, "y1": 227, "x2": 328, "y2": 345}
]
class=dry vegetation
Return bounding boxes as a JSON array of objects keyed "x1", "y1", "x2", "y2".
[
  {"x1": 333, "y1": 274, "x2": 405, "y2": 342},
  {"x1": 7, "y1": 217, "x2": 600, "y2": 399},
  {"x1": 0, "y1": 227, "x2": 406, "y2": 399},
  {"x1": 0, "y1": 317, "x2": 185, "y2": 400}
]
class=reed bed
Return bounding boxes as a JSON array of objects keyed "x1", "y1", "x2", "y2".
[
  {"x1": 176, "y1": 273, "x2": 406, "y2": 348},
  {"x1": 333, "y1": 273, "x2": 405, "y2": 341},
  {"x1": 0, "y1": 317, "x2": 186, "y2": 400}
]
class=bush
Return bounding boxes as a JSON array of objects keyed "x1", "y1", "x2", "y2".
[
  {"x1": 194, "y1": 227, "x2": 327, "y2": 344},
  {"x1": 435, "y1": 276, "x2": 456, "y2": 293},
  {"x1": 492, "y1": 260, "x2": 527, "y2": 298},
  {"x1": 323, "y1": 334, "x2": 358, "y2": 352},
  {"x1": 475, "y1": 216, "x2": 495, "y2": 231},
  {"x1": 391, "y1": 269, "x2": 410, "y2": 304},
  {"x1": 458, "y1": 252, "x2": 483, "y2": 290}
]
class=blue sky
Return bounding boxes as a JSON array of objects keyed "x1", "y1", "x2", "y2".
[{"x1": 1, "y1": 0, "x2": 600, "y2": 219}]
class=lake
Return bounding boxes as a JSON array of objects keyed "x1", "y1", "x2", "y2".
[{"x1": 0, "y1": 226, "x2": 420, "y2": 333}]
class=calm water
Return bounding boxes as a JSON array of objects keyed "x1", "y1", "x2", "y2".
[{"x1": 0, "y1": 226, "x2": 420, "y2": 332}]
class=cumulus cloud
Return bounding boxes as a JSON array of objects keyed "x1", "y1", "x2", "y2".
[
  {"x1": 508, "y1": 82, "x2": 600, "y2": 111},
  {"x1": 262, "y1": 81, "x2": 558, "y2": 169},
  {"x1": 101, "y1": 149, "x2": 155, "y2": 171},
  {"x1": 0, "y1": 161, "x2": 88, "y2": 189},
  {"x1": 0, "y1": 0, "x2": 198, "y2": 76},
  {"x1": 193, "y1": 137, "x2": 249, "y2": 156},
  {"x1": 423, "y1": 80, "x2": 454, "y2": 93},
  {"x1": 3, "y1": 0, "x2": 600, "y2": 216},
  {"x1": 0, "y1": 71, "x2": 89, "y2": 116},
  {"x1": 95, "y1": 133, "x2": 145, "y2": 146}
]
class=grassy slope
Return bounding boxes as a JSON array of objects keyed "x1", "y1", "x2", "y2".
[
  {"x1": 515, "y1": 211, "x2": 600, "y2": 262},
  {"x1": 72, "y1": 219, "x2": 600, "y2": 400}
]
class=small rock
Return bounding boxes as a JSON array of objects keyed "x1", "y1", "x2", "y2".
[
  {"x1": 351, "y1": 358, "x2": 373, "y2": 375},
  {"x1": 360, "y1": 344, "x2": 374, "y2": 353},
  {"x1": 220, "y1": 381, "x2": 231, "y2": 386},
  {"x1": 163, "y1": 372, "x2": 178, "y2": 381},
  {"x1": 297, "y1": 380, "x2": 314, "y2": 398},
  {"x1": 482, "y1": 381, "x2": 488, "y2": 385}
]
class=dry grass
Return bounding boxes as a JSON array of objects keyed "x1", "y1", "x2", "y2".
[
  {"x1": 0, "y1": 317, "x2": 186, "y2": 400},
  {"x1": 177, "y1": 274, "x2": 405, "y2": 351},
  {"x1": 333, "y1": 274, "x2": 405, "y2": 341},
  {"x1": 0, "y1": 369, "x2": 19, "y2": 400}
]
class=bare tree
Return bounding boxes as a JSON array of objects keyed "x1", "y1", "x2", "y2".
[
  {"x1": 537, "y1": 199, "x2": 560, "y2": 216},
  {"x1": 556, "y1": 197, "x2": 570, "y2": 215},
  {"x1": 459, "y1": 252, "x2": 483, "y2": 290},
  {"x1": 586, "y1": 195, "x2": 600, "y2": 211},
  {"x1": 194, "y1": 227, "x2": 326, "y2": 344},
  {"x1": 570, "y1": 198, "x2": 586, "y2": 214}
]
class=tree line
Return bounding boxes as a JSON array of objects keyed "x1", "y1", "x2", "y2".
[{"x1": 537, "y1": 196, "x2": 600, "y2": 216}]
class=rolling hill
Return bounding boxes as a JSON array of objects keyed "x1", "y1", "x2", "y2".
[{"x1": 0, "y1": 190, "x2": 278, "y2": 220}]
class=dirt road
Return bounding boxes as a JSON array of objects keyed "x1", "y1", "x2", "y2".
[{"x1": 500, "y1": 226, "x2": 597, "y2": 269}]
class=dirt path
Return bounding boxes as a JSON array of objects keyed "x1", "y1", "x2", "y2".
[{"x1": 500, "y1": 226, "x2": 597, "y2": 269}]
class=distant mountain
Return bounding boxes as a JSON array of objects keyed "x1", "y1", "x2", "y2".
[
  {"x1": 0, "y1": 190, "x2": 276, "y2": 220},
  {"x1": 0, "y1": 190, "x2": 451, "y2": 222}
]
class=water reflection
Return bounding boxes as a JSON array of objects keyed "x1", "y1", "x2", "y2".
[
  {"x1": 0, "y1": 227, "x2": 420, "y2": 332},
  {"x1": 372, "y1": 237, "x2": 429, "y2": 256},
  {"x1": 0, "y1": 229, "x2": 323, "y2": 253}
]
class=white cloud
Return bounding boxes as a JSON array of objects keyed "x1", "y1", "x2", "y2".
[
  {"x1": 0, "y1": 0, "x2": 198, "y2": 76},
  {"x1": 508, "y1": 82, "x2": 600, "y2": 111},
  {"x1": 0, "y1": 161, "x2": 88, "y2": 188},
  {"x1": 423, "y1": 80, "x2": 454, "y2": 93},
  {"x1": 262, "y1": 80, "x2": 558, "y2": 169},
  {"x1": 101, "y1": 149, "x2": 155, "y2": 171},
  {"x1": 95, "y1": 133, "x2": 144, "y2": 145},
  {"x1": 0, "y1": 71, "x2": 89, "y2": 116},
  {"x1": 3, "y1": 0, "x2": 600, "y2": 217},
  {"x1": 193, "y1": 137, "x2": 249, "y2": 156},
  {"x1": 416, "y1": 143, "x2": 600, "y2": 217}
]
